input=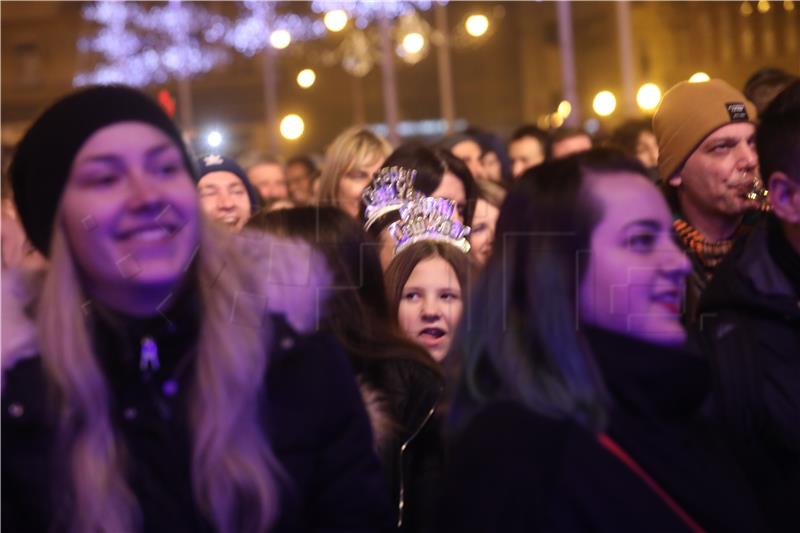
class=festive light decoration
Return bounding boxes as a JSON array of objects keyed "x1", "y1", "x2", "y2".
[
  {"x1": 689, "y1": 72, "x2": 711, "y2": 83},
  {"x1": 311, "y1": 1, "x2": 437, "y2": 30},
  {"x1": 75, "y1": 1, "x2": 229, "y2": 86},
  {"x1": 76, "y1": 1, "x2": 324, "y2": 86}
]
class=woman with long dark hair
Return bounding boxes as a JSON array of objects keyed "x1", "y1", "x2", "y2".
[
  {"x1": 2, "y1": 85, "x2": 390, "y2": 533},
  {"x1": 248, "y1": 206, "x2": 444, "y2": 532},
  {"x1": 439, "y1": 149, "x2": 766, "y2": 532}
]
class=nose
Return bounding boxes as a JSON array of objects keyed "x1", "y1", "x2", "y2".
[
  {"x1": 127, "y1": 170, "x2": 163, "y2": 212},
  {"x1": 420, "y1": 296, "x2": 442, "y2": 322},
  {"x1": 216, "y1": 190, "x2": 234, "y2": 210},
  {"x1": 735, "y1": 141, "x2": 758, "y2": 171},
  {"x1": 662, "y1": 238, "x2": 691, "y2": 280}
]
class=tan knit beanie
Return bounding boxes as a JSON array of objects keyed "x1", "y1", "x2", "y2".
[{"x1": 652, "y1": 79, "x2": 757, "y2": 181}]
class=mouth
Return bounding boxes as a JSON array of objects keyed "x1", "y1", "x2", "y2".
[
  {"x1": 418, "y1": 327, "x2": 447, "y2": 347},
  {"x1": 651, "y1": 290, "x2": 682, "y2": 315},
  {"x1": 116, "y1": 224, "x2": 178, "y2": 243},
  {"x1": 219, "y1": 214, "x2": 240, "y2": 227}
]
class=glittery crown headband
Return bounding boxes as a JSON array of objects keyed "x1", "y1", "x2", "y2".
[
  {"x1": 389, "y1": 196, "x2": 471, "y2": 254},
  {"x1": 362, "y1": 166, "x2": 421, "y2": 231}
]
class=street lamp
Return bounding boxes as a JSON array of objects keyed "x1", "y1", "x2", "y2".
[
  {"x1": 280, "y1": 114, "x2": 304, "y2": 140},
  {"x1": 324, "y1": 10, "x2": 348, "y2": 32},
  {"x1": 465, "y1": 14, "x2": 489, "y2": 37},
  {"x1": 270, "y1": 30, "x2": 291, "y2": 50},
  {"x1": 297, "y1": 69, "x2": 316, "y2": 89},
  {"x1": 593, "y1": 91, "x2": 617, "y2": 117},
  {"x1": 636, "y1": 83, "x2": 661, "y2": 111}
]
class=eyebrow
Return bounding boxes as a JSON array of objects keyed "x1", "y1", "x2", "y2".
[
  {"x1": 73, "y1": 142, "x2": 176, "y2": 168},
  {"x1": 621, "y1": 219, "x2": 662, "y2": 232}
]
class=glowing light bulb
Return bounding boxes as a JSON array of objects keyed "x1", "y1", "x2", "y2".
[
  {"x1": 324, "y1": 10, "x2": 348, "y2": 32},
  {"x1": 636, "y1": 83, "x2": 662, "y2": 111},
  {"x1": 297, "y1": 69, "x2": 316, "y2": 89},
  {"x1": 593, "y1": 91, "x2": 617, "y2": 117},
  {"x1": 270, "y1": 30, "x2": 291, "y2": 50},
  {"x1": 207, "y1": 130, "x2": 223, "y2": 148},
  {"x1": 465, "y1": 14, "x2": 489, "y2": 37},
  {"x1": 280, "y1": 114, "x2": 304, "y2": 140},
  {"x1": 401, "y1": 32, "x2": 425, "y2": 55},
  {"x1": 689, "y1": 72, "x2": 711, "y2": 83},
  {"x1": 557, "y1": 100, "x2": 572, "y2": 119}
]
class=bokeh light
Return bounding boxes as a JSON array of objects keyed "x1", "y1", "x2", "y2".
[
  {"x1": 270, "y1": 29, "x2": 291, "y2": 49},
  {"x1": 593, "y1": 90, "x2": 617, "y2": 117},
  {"x1": 465, "y1": 14, "x2": 489, "y2": 37},
  {"x1": 324, "y1": 9, "x2": 348, "y2": 32},
  {"x1": 636, "y1": 83, "x2": 662, "y2": 111},
  {"x1": 297, "y1": 68, "x2": 316, "y2": 89},
  {"x1": 280, "y1": 114, "x2": 304, "y2": 140}
]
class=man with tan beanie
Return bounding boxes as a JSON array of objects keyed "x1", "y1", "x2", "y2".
[{"x1": 653, "y1": 78, "x2": 761, "y2": 321}]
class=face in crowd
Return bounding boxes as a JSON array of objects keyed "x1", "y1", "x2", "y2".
[
  {"x1": 397, "y1": 254, "x2": 464, "y2": 361},
  {"x1": 432, "y1": 171, "x2": 467, "y2": 224},
  {"x1": 579, "y1": 171, "x2": 690, "y2": 345},
  {"x1": 670, "y1": 122, "x2": 760, "y2": 220},
  {"x1": 286, "y1": 161, "x2": 315, "y2": 204},
  {"x1": 61, "y1": 121, "x2": 199, "y2": 310},
  {"x1": 197, "y1": 170, "x2": 252, "y2": 232},
  {"x1": 552, "y1": 132, "x2": 592, "y2": 159},
  {"x1": 509, "y1": 135, "x2": 546, "y2": 178},
  {"x1": 450, "y1": 139, "x2": 484, "y2": 181},
  {"x1": 337, "y1": 157, "x2": 385, "y2": 219},
  {"x1": 248, "y1": 162, "x2": 288, "y2": 201},
  {"x1": 635, "y1": 130, "x2": 659, "y2": 170},
  {"x1": 469, "y1": 198, "x2": 499, "y2": 266},
  {"x1": 481, "y1": 150, "x2": 503, "y2": 182}
]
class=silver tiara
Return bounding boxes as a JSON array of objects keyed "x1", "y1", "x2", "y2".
[
  {"x1": 388, "y1": 196, "x2": 471, "y2": 254},
  {"x1": 362, "y1": 166, "x2": 421, "y2": 231}
]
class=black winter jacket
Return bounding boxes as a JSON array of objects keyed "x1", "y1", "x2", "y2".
[
  {"x1": 438, "y1": 328, "x2": 766, "y2": 533},
  {"x1": 1, "y1": 310, "x2": 392, "y2": 532},
  {"x1": 698, "y1": 217, "x2": 800, "y2": 531}
]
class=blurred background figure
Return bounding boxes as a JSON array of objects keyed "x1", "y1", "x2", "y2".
[
  {"x1": 285, "y1": 154, "x2": 319, "y2": 205},
  {"x1": 470, "y1": 179, "x2": 505, "y2": 267},
  {"x1": 245, "y1": 155, "x2": 289, "y2": 202},
  {"x1": 438, "y1": 133, "x2": 485, "y2": 181},
  {"x1": 608, "y1": 118, "x2": 660, "y2": 181},
  {"x1": 508, "y1": 125, "x2": 549, "y2": 179},
  {"x1": 196, "y1": 154, "x2": 262, "y2": 232},
  {"x1": 550, "y1": 128, "x2": 593, "y2": 159},
  {"x1": 317, "y1": 126, "x2": 392, "y2": 218},
  {"x1": 743, "y1": 67, "x2": 798, "y2": 115},
  {"x1": 466, "y1": 127, "x2": 511, "y2": 184}
]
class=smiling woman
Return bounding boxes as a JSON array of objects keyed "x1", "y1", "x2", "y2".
[{"x1": 3, "y1": 85, "x2": 391, "y2": 533}]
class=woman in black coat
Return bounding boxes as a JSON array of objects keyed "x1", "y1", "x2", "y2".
[
  {"x1": 438, "y1": 150, "x2": 767, "y2": 532},
  {"x1": 2, "y1": 85, "x2": 391, "y2": 533}
]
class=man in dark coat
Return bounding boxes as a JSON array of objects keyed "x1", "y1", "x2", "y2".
[
  {"x1": 652, "y1": 79, "x2": 762, "y2": 322},
  {"x1": 698, "y1": 80, "x2": 800, "y2": 532}
]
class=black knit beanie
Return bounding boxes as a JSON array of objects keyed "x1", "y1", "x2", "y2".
[
  {"x1": 196, "y1": 154, "x2": 263, "y2": 214},
  {"x1": 9, "y1": 85, "x2": 196, "y2": 256}
]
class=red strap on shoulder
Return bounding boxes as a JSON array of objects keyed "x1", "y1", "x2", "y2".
[{"x1": 596, "y1": 432, "x2": 707, "y2": 533}]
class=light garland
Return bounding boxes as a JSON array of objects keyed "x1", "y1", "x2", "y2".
[{"x1": 310, "y1": 1, "x2": 438, "y2": 29}]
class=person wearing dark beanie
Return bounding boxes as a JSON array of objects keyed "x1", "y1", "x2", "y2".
[
  {"x1": 9, "y1": 84, "x2": 196, "y2": 256},
  {"x1": 196, "y1": 153, "x2": 262, "y2": 232},
  {"x1": 2, "y1": 84, "x2": 392, "y2": 533}
]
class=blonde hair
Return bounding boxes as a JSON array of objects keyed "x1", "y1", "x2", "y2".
[
  {"x1": 37, "y1": 216, "x2": 325, "y2": 533},
  {"x1": 317, "y1": 126, "x2": 392, "y2": 208}
]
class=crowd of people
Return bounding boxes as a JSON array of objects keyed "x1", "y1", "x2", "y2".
[{"x1": 0, "y1": 64, "x2": 798, "y2": 533}]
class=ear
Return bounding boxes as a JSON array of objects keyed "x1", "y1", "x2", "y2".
[
  {"x1": 769, "y1": 172, "x2": 800, "y2": 224},
  {"x1": 668, "y1": 174, "x2": 682, "y2": 188}
]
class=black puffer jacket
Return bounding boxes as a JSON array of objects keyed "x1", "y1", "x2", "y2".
[
  {"x1": 698, "y1": 217, "x2": 800, "y2": 531},
  {"x1": 352, "y1": 356, "x2": 444, "y2": 533},
  {"x1": 1, "y1": 308, "x2": 392, "y2": 532}
]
